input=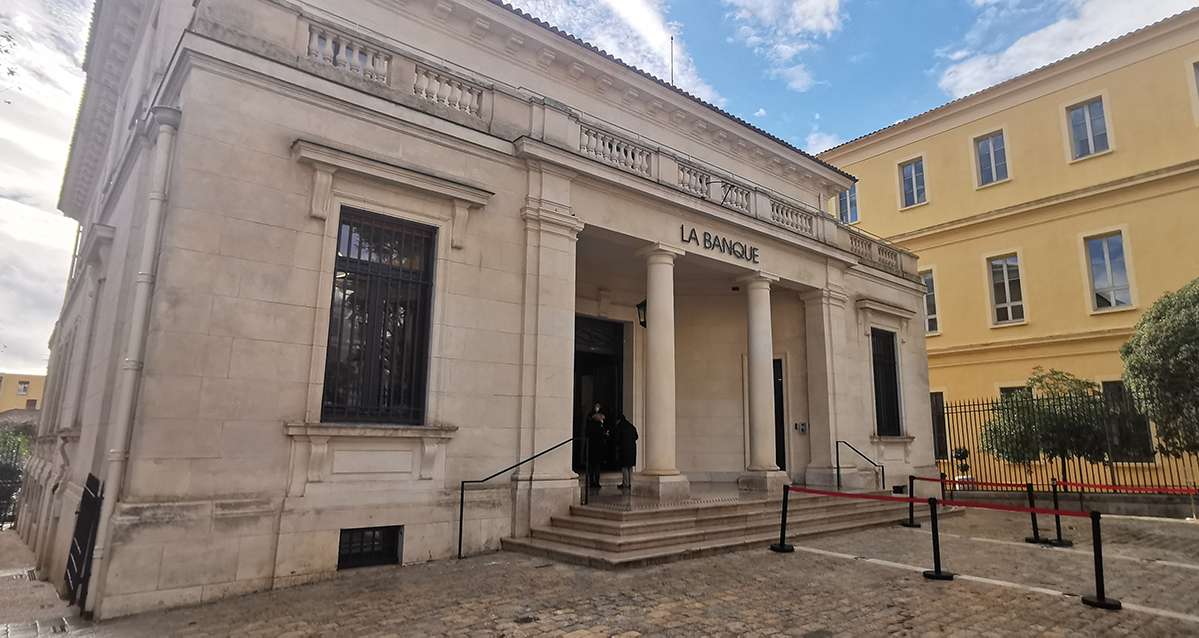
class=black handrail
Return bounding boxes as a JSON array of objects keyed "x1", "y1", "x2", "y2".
[
  {"x1": 835, "y1": 440, "x2": 886, "y2": 491},
  {"x1": 456, "y1": 436, "x2": 587, "y2": 559}
]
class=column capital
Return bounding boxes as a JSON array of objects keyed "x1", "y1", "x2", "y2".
[
  {"x1": 736, "y1": 271, "x2": 779, "y2": 287},
  {"x1": 636, "y1": 242, "x2": 685, "y2": 261},
  {"x1": 521, "y1": 205, "x2": 585, "y2": 238}
]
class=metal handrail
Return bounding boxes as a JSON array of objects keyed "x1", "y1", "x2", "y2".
[
  {"x1": 835, "y1": 440, "x2": 886, "y2": 491},
  {"x1": 456, "y1": 436, "x2": 587, "y2": 559}
]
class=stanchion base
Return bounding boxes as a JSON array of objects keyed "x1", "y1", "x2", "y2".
[
  {"x1": 1025, "y1": 536, "x2": 1053, "y2": 545},
  {"x1": 1082, "y1": 595, "x2": 1122, "y2": 610},
  {"x1": 900, "y1": 521, "x2": 922, "y2": 528},
  {"x1": 769, "y1": 543, "x2": 795, "y2": 553},
  {"x1": 922, "y1": 570, "x2": 955, "y2": 581},
  {"x1": 1047, "y1": 538, "x2": 1074, "y2": 548}
]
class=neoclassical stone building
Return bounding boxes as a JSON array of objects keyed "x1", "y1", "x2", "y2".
[{"x1": 19, "y1": 0, "x2": 935, "y2": 618}]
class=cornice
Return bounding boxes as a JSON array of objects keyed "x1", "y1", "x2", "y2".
[
  {"x1": 887, "y1": 158, "x2": 1199, "y2": 245},
  {"x1": 58, "y1": 0, "x2": 149, "y2": 220},
  {"x1": 336, "y1": 0, "x2": 852, "y2": 194},
  {"x1": 928, "y1": 327, "x2": 1134, "y2": 359},
  {"x1": 821, "y1": 7, "x2": 1199, "y2": 161}
]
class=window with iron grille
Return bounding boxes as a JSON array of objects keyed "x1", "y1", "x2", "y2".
[
  {"x1": 322, "y1": 208, "x2": 436, "y2": 423},
  {"x1": 337, "y1": 525, "x2": 403, "y2": 569}
]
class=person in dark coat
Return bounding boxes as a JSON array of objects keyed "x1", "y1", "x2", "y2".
[
  {"x1": 584, "y1": 402, "x2": 608, "y2": 489},
  {"x1": 614, "y1": 414, "x2": 638, "y2": 491}
]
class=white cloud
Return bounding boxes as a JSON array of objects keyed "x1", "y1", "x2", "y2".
[
  {"x1": 508, "y1": 0, "x2": 722, "y2": 105},
  {"x1": 0, "y1": 0, "x2": 90, "y2": 374},
  {"x1": 753, "y1": 107, "x2": 767, "y2": 117},
  {"x1": 939, "y1": 0, "x2": 1199, "y2": 98},
  {"x1": 722, "y1": 0, "x2": 844, "y2": 92},
  {"x1": 805, "y1": 128, "x2": 843, "y2": 153},
  {"x1": 769, "y1": 64, "x2": 815, "y2": 92}
]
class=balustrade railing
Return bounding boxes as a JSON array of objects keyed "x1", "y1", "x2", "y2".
[
  {"x1": 718, "y1": 183, "x2": 752, "y2": 214},
  {"x1": 769, "y1": 200, "x2": 817, "y2": 239},
  {"x1": 677, "y1": 163, "x2": 711, "y2": 198},
  {"x1": 412, "y1": 64, "x2": 485, "y2": 118},
  {"x1": 580, "y1": 126, "x2": 652, "y2": 177},
  {"x1": 306, "y1": 23, "x2": 391, "y2": 84}
]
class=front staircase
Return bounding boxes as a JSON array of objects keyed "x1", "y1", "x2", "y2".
[{"x1": 503, "y1": 488, "x2": 926, "y2": 568}]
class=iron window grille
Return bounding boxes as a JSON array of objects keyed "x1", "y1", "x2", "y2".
[
  {"x1": 322, "y1": 207, "x2": 436, "y2": 424},
  {"x1": 337, "y1": 526, "x2": 403, "y2": 569}
]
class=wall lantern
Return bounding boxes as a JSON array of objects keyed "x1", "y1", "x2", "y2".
[{"x1": 636, "y1": 299, "x2": 648, "y2": 328}]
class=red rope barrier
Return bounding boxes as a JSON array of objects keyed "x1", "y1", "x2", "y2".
[
  {"x1": 786, "y1": 485, "x2": 1088, "y2": 518},
  {"x1": 1059, "y1": 481, "x2": 1198, "y2": 496},
  {"x1": 786, "y1": 485, "x2": 919, "y2": 505},
  {"x1": 940, "y1": 498, "x2": 1089, "y2": 518},
  {"x1": 912, "y1": 476, "x2": 1032, "y2": 489}
]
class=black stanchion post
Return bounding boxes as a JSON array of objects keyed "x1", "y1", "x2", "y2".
[
  {"x1": 922, "y1": 497, "x2": 955, "y2": 581},
  {"x1": 939, "y1": 472, "x2": 947, "y2": 502},
  {"x1": 901, "y1": 475, "x2": 921, "y2": 528},
  {"x1": 1024, "y1": 482, "x2": 1049, "y2": 544},
  {"x1": 1048, "y1": 479, "x2": 1073, "y2": 548},
  {"x1": 770, "y1": 486, "x2": 795, "y2": 553},
  {"x1": 1081, "y1": 511, "x2": 1122, "y2": 610}
]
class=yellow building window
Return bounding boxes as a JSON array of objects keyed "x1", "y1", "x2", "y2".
[
  {"x1": 1067, "y1": 97, "x2": 1109, "y2": 159},
  {"x1": 988, "y1": 254, "x2": 1024, "y2": 324},
  {"x1": 899, "y1": 158, "x2": 926, "y2": 207},
  {"x1": 1085, "y1": 232, "x2": 1131, "y2": 309}
]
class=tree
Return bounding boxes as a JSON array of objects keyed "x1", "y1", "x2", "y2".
[
  {"x1": 981, "y1": 367, "x2": 1109, "y2": 472},
  {"x1": 1121, "y1": 277, "x2": 1199, "y2": 455}
]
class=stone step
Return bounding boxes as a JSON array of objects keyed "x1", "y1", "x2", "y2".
[
  {"x1": 552, "y1": 497, "x2": 905, "y2": 537},
  {"x1": 504, "y1": 508, "x2": 933, "y2": 569},
  {"x1": 532, "y1": 502, "x2": 911, "y2": 553},
  {"x1": 570, "y1": 490, "x2": 893, "y2": 522}
]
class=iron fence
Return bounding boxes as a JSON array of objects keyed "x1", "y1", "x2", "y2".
[
  {"x1": 0, "y1": 434, "x2": 27, "y2": 524},
  {"x1": 933, "y1": 389, "x2": 1199, "y2": 494}
]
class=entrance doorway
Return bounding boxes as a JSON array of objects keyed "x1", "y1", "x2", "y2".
[
  {"x1": 574, "y1": 316, "x2": 624, "y2": 473},
  {"x1": 773, "y1": 358, "x2": 786, "y2": 470}
]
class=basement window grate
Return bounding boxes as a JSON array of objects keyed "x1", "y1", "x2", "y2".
[{"x1": 337, "y1": 525, "x2": 403, "y2": 569}]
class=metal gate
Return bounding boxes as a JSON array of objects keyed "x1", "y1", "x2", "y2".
[
  {"x1": 64, "y1": 474, "x2": 103, "y2": 609},
  {"x1": 0, "y1": 437, "x2": 24, "y2": 524}
]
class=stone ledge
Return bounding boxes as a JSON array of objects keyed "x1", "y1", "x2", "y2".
[{"x1": 284, "y1": 422, "x2": 459, "y2": 440}]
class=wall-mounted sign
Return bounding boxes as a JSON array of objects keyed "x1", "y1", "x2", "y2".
[{"x1": 680, "y1": 224, "x2": 760, "y2": 264}]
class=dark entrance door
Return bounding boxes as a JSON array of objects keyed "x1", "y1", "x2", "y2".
[
  {"x1": 65, "y1": 473, "x2": 103, "y2": 611},
  {"x1": 574, "y1": 317, "x2": 624, "y2": 473},
  {"x1": 773, "y1": 358, "x2": 786, "y2": 470},
  {"x1": 871, "y1": 328, "x2": 902, "y2": 437}
]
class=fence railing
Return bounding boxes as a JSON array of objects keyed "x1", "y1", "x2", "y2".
[{"x1": 933, "y1": 390, "x2": 1199, "y2": 494}]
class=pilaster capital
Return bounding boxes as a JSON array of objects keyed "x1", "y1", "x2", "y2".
[
  {"x1": 636, "y1": 242, "x2": 685, "y2": 262},
  {"x1": 800, "y1": 287, "x2": 850, "y2": 309},
  {"x1": 521, "y1": 205, "x2": 585, "y2": 238},
  {"x1": 148, "y1": 105, "x2": 182, "y2": 133}
]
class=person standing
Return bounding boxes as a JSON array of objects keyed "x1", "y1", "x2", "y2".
[
  {"x1": 585, "y1": 402, "x2": 607, "y2": 489},
  {"x1": 614, "y1": 414, "x2": 638, "y2": 491}
]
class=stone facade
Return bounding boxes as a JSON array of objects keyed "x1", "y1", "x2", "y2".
[{"x1": 18, "y1": 0, "x2": 935, "y2": 619}]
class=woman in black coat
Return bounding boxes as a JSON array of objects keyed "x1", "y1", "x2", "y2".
[{"x1": 614, "y1": 414, "x2": 638, "y2": 491}]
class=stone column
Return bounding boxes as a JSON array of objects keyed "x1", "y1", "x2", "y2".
[
  {"x1": 800, "y1": 286, "x2": 861, "y2": 487},
  {"x1": 739, "y1": 273, "x2": 789, "y2": 493},
  {"x1": 633, "y1": 244, "x2": 689, "y2": 500}
]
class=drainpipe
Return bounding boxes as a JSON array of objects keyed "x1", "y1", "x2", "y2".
[{"x1": 86, "y1": 105, "x2": 181, "y2": 617}]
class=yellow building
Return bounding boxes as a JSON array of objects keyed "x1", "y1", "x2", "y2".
[
  {"x1": 820, "y1": 9, "x2": 1199, "y2": 484},
  {"x1": 0, "y1": 373, "x2": 45, "y2": 412}
]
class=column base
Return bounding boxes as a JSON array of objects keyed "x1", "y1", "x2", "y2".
[
  {"x1": 631, "y1": 473, "x2": 690, "y2": 501},
  {"x1": 804, "y1": 465, "x2": 879, "y2": 490},
  {"x1": 737, "y1": 470, "x2": 790, "y2": 494}
]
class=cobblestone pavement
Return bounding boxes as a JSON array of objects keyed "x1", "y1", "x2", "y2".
[{"x1": 5, "y1": 512, "x2": 1198, "y2": 637}]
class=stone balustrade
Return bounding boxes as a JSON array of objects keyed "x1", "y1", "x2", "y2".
[
  {"x1": 306, "y1": 23, "x2": 391, "y2": 84},
  {"x1": 717, "y1": 182, "x2": 752, "y2": 215},
  {"x1": 579, "y1": 125, "x2": 652, "y2": 177},
  {"x1": 413, "y1": 64, "x2": 485, "y2": 118},
  {"x1": 769, "y1": 199, "x2": 817, "y2": 239},
  {"x1": 677, "y1": 163, "x2": 711, "y2": 198}
]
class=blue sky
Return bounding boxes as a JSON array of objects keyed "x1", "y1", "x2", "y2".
[{"x1": 1, "y1": 0, "x2": 1196, "y2": 373}]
